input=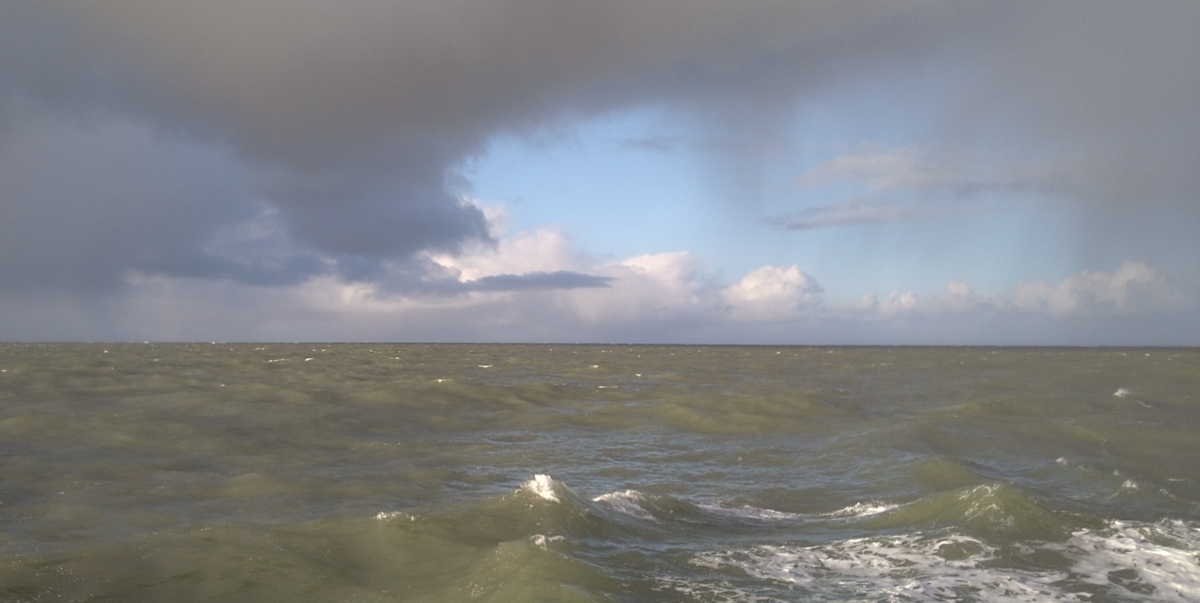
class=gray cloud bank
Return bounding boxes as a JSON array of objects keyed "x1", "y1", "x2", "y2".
[{"x1": 0, "y1": 2, "x2": 1197, "y2": 332}]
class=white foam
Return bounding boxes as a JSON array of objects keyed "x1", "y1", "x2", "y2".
[
  {"x1": 696, "y1": 502, "x2": 800, "y2": 521},
  {"x1": 521, "y1": 474, "x2": 559, "y2": 502},
  {"x1": 1059, "y1": 520, "x2": 1200, "y2": 602},
  {"x1": 820, "y1": 501, "x2": 898, "y2": 518},
  {"x1": 674, "y1": 519, "x2": 1200, "y2": 602},
  {"x1": 374, "y1": 511, "x2": 415, "y2": 522},
  {"x1": 1115, "y1": 388, "x2": 1131, "y2": 398},
  {"x1": 593, "y1": 490, "x2": 655, "y2": 520},
  {"x1": 530, "y1": 534, "x2": 564, "y2": 549},
  {"x1": 688, "y1": 534, "x2": 1065, "y2": 602}
]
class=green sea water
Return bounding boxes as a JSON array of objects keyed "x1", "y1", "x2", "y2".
[{"x1": 1, "y1": 344, "x2": 1198, "y2": 602}]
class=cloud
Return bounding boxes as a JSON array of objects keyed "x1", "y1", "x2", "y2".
[
  {"x1": 0, "y1": 223, "x2": 1190, "y2": 343},
  {"x1": 0, "y1": 1, "x2": 1196, "y2": 343},
  {"x1": 796, "y1": 144, "x2": 1073, "y2": 197},
  {"x1": 0, "y1": 107, "x2": 329, "y2": 292},
  {"x1": 426, "y1": 223, "x2": 589, "y2": 282},
  {"x1": 4, "y1": 0, "x2": 949, "y2": 272},
  {"x1": 408, "y1": 222, "x2": 823, "y2": 331},
  {"x1": 1011, "y1": 262, "x2": 1187, "y2": 317},
  {"x1": 797, "y1": 145, "x2": 965, "y2": 193},
  {"x1": 773, "y1": 143, "x2": 1087, "y2": 230},
  {"x1": 723, "y1": 265, "x2": 822, "y2": 321},
  {"x1": 847, "y1": 262, "x2": 1188, "y2": 321},
  {"x1": 616, "y1": 135, "x2": 686, "y2": 154},
  {"x1": 769, "y1": 198, "x2": 980, "y2": 230},
  {"x1": 465, "y1": 271, "x2": 611, "y2": 292}
]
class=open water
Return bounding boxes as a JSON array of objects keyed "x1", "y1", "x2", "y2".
[{"x1": 1, "y1": 344, "x2": 1198, "y2": 602}]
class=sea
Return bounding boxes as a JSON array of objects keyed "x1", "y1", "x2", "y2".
[{"x1": 1, "y1": 344, "x2": 1198, "y2": 602}]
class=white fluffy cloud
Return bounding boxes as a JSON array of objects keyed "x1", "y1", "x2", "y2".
[{"x1": 722, "y1": 265, "x2": 822, "y2": 321}]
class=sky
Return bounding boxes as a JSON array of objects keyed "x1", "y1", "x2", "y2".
[{"x1": 1, "y1": 1, "x2": 1197, "y2": 344}]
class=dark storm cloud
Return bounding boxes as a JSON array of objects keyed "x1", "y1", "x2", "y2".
[
  {"x1": 1, "y1": 1, "x2": 1197, "y2": 296},
  {"x1": 0, "y1": 108, "x2": 333, "y2": 293}
]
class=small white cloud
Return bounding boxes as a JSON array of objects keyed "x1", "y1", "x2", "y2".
[{"x1": 722, "y1": 265, "x2": 822, "y2": 321}]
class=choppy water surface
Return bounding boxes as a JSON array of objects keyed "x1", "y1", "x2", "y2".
[{"x1": 1, "y1": 344, "x2": 1198, "y2": 602}]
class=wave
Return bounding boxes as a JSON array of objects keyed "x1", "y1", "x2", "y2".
[
  {"x1": 502, "y1": 476, "x2": 1101, "y2": 539},
  {"x1": 11, "y1": 474, "x2": 1195, "y2": 602}
]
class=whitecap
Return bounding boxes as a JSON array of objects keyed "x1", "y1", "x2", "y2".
[
  {"x1": 1114, "y1": 388, "x2": 1131, "y2": 398},
  {"x1": 374, "y1": 511, "x2": 414, "y2": 522},
  {"x1": 521, "y1": 474, "x2": 560, "y2": 502},
  {"x1": 530, "y1": 534, "x2": 564, "y2": 549},
  {"x1": 820, "y1": 501, "x2": 898, "y2": 518},
  {"x1": 593, "y1": 490, "x2": 655, "y2": 520}
]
